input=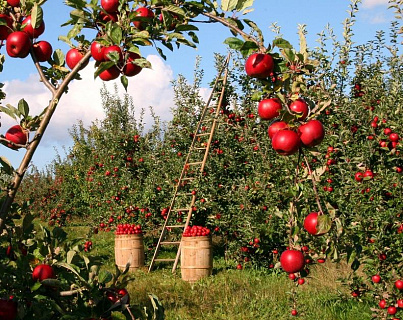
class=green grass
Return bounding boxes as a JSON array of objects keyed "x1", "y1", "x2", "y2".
[{"x1": 62, "y1": 225, "x2": 372, "y2": 320}]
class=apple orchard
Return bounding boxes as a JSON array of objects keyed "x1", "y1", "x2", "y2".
[{"x1": 0, "y1": 0, "x2": 402, "y2": 319}]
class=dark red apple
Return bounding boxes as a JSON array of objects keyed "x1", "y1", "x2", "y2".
[
  {"x1": 5, "y1": 125, "x2": 28, "y2": 149},
  {"x1": 258, "y1": 98, "x2": 282, "y2": 120},
  {"x1": 101, "y1": 0, "x2": 119, "y2": 13},
  {"x1": 91, "y1": 41, "x2": 105, "y2": 62},
  {"x1": 280, "y1": 250, "x2": 305, "y2": 273},
  {"x1": 32, "y1": 41, "x2": 53, "y2": 62},
  {"x1": 395, "y1": 279, "x2": 403, "y2": 290},
  {"x1": 122, "y1": 52, "x2": 142, "y2": 77},
  {"x1": 268, "y1": 121, "x2": 289, "y2": 139},
  {"x1": 6, "y1": 31, "x2": 31, "y2": 58},
  {"x1": 99, "y1": 65, "x2": 120, "y2": 81},
  {"x1": 363, "y1": 170, "x2": 374, "y2": 180},
  {"x1": 245, "y1": 53, "x2": 274, "y2": 79},
  {"x1": 66, "y1": 48, "x2": 88, "y2": 70},
  {"x1": 0, "y1": 299, "x2": 17, "y2": 320},
  {"x1": 132, "y1": 7, "x2": 155, "y2": 30},
  {"x1": 303, "y1": 212, "x2": 328, "y2": 236},
  {"x1": 22, "y1": 16, "x2": 45, "y2": 38},
  {"x1": 371, "y1": 275, "x2": 381, "y2": 283},
  {"x1": 7, "y1": 0, "x2": 20, "y2": 6},
  {"x1": 289, "y1": 98, "x2": 309, "y2": 120},
  {"x1": 354, "y1": 172, "x2": 363, "y2": 182},
  {"x1": 99, "y1": 11, "x2": 118, "y2": 23},
  {"x1": 298, "y1": 119, "x2": 325, "y2": 148},
  {"x1": 32, "y1": 264, "x2": 56, "y2": 282},
  {"x1": 0, "y1": 14, "x2": 13, "y2": 41},
  {"x1": 272, "y1": 130, "x2": 301, "y2": 156},
  {"x1": 103, "y1": 45, "x2": 123, "y2": 62}
]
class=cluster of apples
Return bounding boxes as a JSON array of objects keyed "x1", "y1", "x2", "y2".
[
  {"x1": 115, "y1": 223, "x2": 142, "y2": 235},
  {"x1": 183, "y1": 225, "x2": 211, "y2": 237},
  {"x1": 244, "y1": 52, "x2": 325, "y2": 155},
  {"x1": 1, "y1": 0, "x2": 53, "y2": 62}
]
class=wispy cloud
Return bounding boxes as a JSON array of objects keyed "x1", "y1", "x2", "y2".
[{"x1": 362, "y1": 0, "x2": 389, "y2": 9}]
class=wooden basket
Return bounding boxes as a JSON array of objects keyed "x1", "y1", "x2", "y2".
[
  {"x1": 115, "y1": 234, "x2": 145, "y2": 272},
  {"x1": 180, "y1": 236, "x2": 213, "y2": 282}
]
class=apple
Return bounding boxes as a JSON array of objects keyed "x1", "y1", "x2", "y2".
[
  {"x1": 90, "y1": 41, "x2": 106, "y2": 61},
  {"x1": 363, "y1": 169, "x2": 374, "y2": 180},
  {"x1": 32, "y1": 264, "x2": 56, "y2": 282},
  {"x1": 117, "y1": 288, "x2": 130, "y2": 304},
  {"x1": 66, "y1": 48, "x2": 88, "y2": 70},
  {"x1": 258, "y1": 98, "x2": 282, "y2": 120},
  {"x1": 245, "y1": 53, "x2": 274, "y2": 79},
  {"x1": 289, "y1": 99, "x2": 309, "y2": 120},
  {"x1": 32, "y1": 41, "x2": 53, "y2": 62},
  {"x1": 7, "y1": 0, "x2": 20, "y2": 6},
  {"x1": 271, "y1": 130, "x2": 301, "y2": 156},
  {"x1": 99, "y1": 11, "x2": 118, "y2": 22},
  {"x1": 5, "y1": 125, "x2": 28, "y2": 149},
  {"x1": 280, "y1": 249, "x2": 305, "y2": 273},
  {"x1": 397, "y1": 299, "x2": 403, "y2": 308},
  {"x1": 132, "y1": 7, "x2": 155, "y2": 30},
  {"x1": 298, "y1": 278, "x2": 305, "y2": 285},
  {"x1": 291, "y1": 309, "x2": 298, "y2": 316},
  {"x1": 268, "y1": 121, "x2": 289, "y2": 139},
  {"x1": 354, "y1": 172, "x2": 363, "y2": 182},
  {"x1": 371, "y1": 275, "x2": 381, "y2": 283},
  {"x1": 303, "y1": 212, "x2": 327, "y2": 236},
  {"x1": 101, "y1": 0, "x2": 119, "y2": 13},
  {"x1": 379, "y1": 299, "x2": 387, "y2": 309},
  {"x1": 158, "y1": 13, "x2": 177, "y2": 31},
  {"x1": 0, "y1": 14, "x2": 13, "y2": 41},
  {"x1": 0, "y1": 299, "x2": 17, "y2": 320},
  {"x1": 6, "y1": 31, "x2": 31, "y2": 58},
  {"x1": 103, "y1": 45, "x2": 123, "y2": 62},
  {"x1": 22, "y1": 16, "x2": 45, "y2": 38},
  {"x1": 395, "y1": 280, "x2": 403, "y2": 290},
  {"x1": 99, "y1": 65, "x2": 120, "y2": 81},
  {"x1": 389, "y1": 133, "x2": 399, "y2": 142},
  {"x1": 122, "y1": 52, "x2": 142, "y2": 77},
  {"x1": 298, "y1": 120, "x2": 325, "y2": 148},
  {"x1": 387, "y1": 306, "x2": 397, "y2": 315}
]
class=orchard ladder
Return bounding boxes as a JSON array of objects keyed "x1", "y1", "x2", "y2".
[{"x1": 148, "y1": 54, "x2": 231, "y2": 273}]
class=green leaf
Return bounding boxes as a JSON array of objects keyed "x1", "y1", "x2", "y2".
[
  {"x1": 52, "y1": 49, "x2": 65, "y2": 66},
  {"x1": 67, "y1": 250, "x2": 76, "y2": 264},
  {"x1": 110, "y1": 25, "x2": 123, "y2": 45},
  {"x1": 273, "y1": 38, "x2": 292, "y2": 49},
  {"x1": 223, "y1": 37, "x2": 244, "y2": 50},
  {"x1": 120, "y1": 75, "x2": 128, "y2": 92},
  {"x1": 22, "y1": 213, "x2": 34, "y2": 233},
  {"x1": 243, "y1": 19, "x2": 263, "y2": 44},
  {"x1": 98, "y1": 270, "x2": 113, "y2": 284},
  {"x1": 316, "y1": 214, "x2": 332, "y2": 235},
  {"x1": 163, "y1": 5, "x2": 186, "y2": 17},
  {"x1": 94, "y1": 61, "x2": 115, "y2": 79},
  {"x1": 236, "y1": 0, "x2": 254, "y2": 11},
  {"x1": 221, "y1": 0, "x2": 238, "y2": 11},
  {"x1": 31, "y1": 282, "x2": 42, "y2": 292},
  {"x1": 31, "y1": 3, "x2": 43, "y2": 29},
  {"x1": 110, "y1": 312, "x2": 126, "y2": 320},
  {"x1": 1, "y1": 104, "x2": 20, "y2": 119},
  {"x1": 175, "y1": 25, "x2": 199, "y2": 32},
  {"x1": 0, "y1": 157, "x2": 14, "y2": 175},
  {"x1": 18, "y1": 99, "x2": 29, "y2": 118}
]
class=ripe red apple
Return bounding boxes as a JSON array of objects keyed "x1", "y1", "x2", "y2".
[
  {"x1": 387, "y1": 306, "x2": 397, "y2": 315},
  {"x1": 395, "y1": 280, "x2": 403, "y2": 290},
  {"x1": 7, "y1": 0, "x2": 20, "y2": 6},
  {"x1": 272, "y1": 130, "x2": 301, "y2": 156},
  {"x1": 103, "y1": 45, "x2": 123, "y2": 62},
  {"x1": 371, "y1": 275, "x2": 381, "y2": 283},
  {"x1": 363, "y1": 170, "x2": 374, "y2": 180},
  {"x1": 389, "y1": 133, "x2": 399, "y2": 142},
  {"x1": 280, "y1": 249, "x2": 305, "y2": 273},
  {"x1": 99, "y1": 11, "x2": 118, "y2": 23},
  {"x1": 0, "y1": 14, "x2": 13, "y2": 41},
  {"x1": 132, "y1": 7, "x2": 155, "y2": 30},
  {"x1": 99, "y1": 65, "x2": 120, "y2": 81},
  {"x1": 5, "y1": 125, "x2": 28, "y2": 149},
  {"x1": 123, "y1": 52, "x2": 142, "y2": 77},
  {"x1": 303, "y1": 212, "x2": 327, "y2": 236},
  {"x1": 22, "y1": 16, "x2": 45, "y2": 38},
  {"x1": 32, "y1": 41, "x2": 53, "y2": 62},
  {"x1": 244, "y1": 53, "x2": 274, "y2": 79},
  {"x1": 258, "y1": 98, "x2": 282, "y2": 120},
  {"x1": 268, "y1": 121, "x2": 289, "y2": 139},
  {"x1": 379, "y1": 299, "x2": 387, "y2": 309},
  {"x1": 117, "y1": 288, "x2": 130, "y2": 304},
  {"x1": 66, "y1": 48, "x2": 87, "y2": 70},
  {"x1": 291, "y1": 309, "x2": 298, "y2": 316},
  {"x1": 289, "y1": 99, "x2": 309, "y2": 120},
  {"x1": 0, "y1": 299, "x2": 17, "y2": 320},
  {"x1": 6, "y1": 31, "x2": 32, "y2": 58},
  {"x1": 91, "y1": 41, "x2": 105, "y2": 61},
  {"x1": 298, "y1": 119, "x2": 325, "y2": 148},
  {"x1": 397, "y1": 299, "x2": 403, "y2": 308},
  {"x1": 101, "y1": 0, "x2": 119, "y2": 13},
  {"x1": 32, "y1": 264, "x2": 56, "y2": 282},
  {"x1": 354, "y1": 172, "x2": 363, "y2": 182}
]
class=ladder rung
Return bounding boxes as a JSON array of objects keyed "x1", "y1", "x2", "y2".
[
  {"x1": 196, "y1": 133, "x2": 210, "y2": 136},
  {"x1": 181, "y1": 177, "x2": 195, "y2": 181},
  {"x1": 171, "y1": 208, "x2": 190, "y2": 212},
  {"x1": 192, "y1": 147, "x2": 207, "y2": 150},
  {"x1": 161, "y1": 241, "x2": 181, "y2": 245},
  {"x1": 187, "y1": 161, "x2": 203, "y2": 165},
  {"x1": 166, "y1": 224, "x2": 186, "y2": 228},
  {"x1": 155, "y1": 258, "x2": 176, "y2": 262}
]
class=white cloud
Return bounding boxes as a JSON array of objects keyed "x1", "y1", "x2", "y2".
[{"x1": 362, "y1": 0, "x2": 389, "y2": 8}]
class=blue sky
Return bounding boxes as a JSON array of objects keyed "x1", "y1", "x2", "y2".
[{"x1": 0, "y1": 0, "x2": 396, "y2": 169}]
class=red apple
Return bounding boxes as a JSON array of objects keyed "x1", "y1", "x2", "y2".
[
  {"x1": 91, "y1": 41, "x2": 105, "y2": 61},
  {"x1": 5, "y1": 125, "x2": 28, "y2": 149},
  {"x1": 103, "y1": 45, "x2": 123, "y2": 62},
  {"x1": 397, "y1": 299, "x2": 403, "y2": 308},
  {"x1": 6, "y1": 31, "x2": 31, "y2": 58},
  {"x1": 298, "y1": 120, "x2": 325, "y2": 148},
  {"x1": 32, "y1": 41, "x2": 53, "y2": 62},
  {"x1": 363, "y1": 170, "x2": 374, "y2": 180},
  {"x1": 7, "y1": 0, "x2": 20, "y2": 7},
  {"x1": 395, "y1": 280, "x2": 403, "y2": 290},
  {"x1": 0, "y1": 14, "x2": 13, "y2": 41},
  {"x1": 389, "y1": 133, "x2": 399, "y2": 142},
  {"x1": 379, "y1": 299, "x2": 387, "y2": 309},
  {"x1": 268, "y1": 121, "x2": 289, "y2": 139},
  {"x1": 101, "y1": 0, "x2": 119, "y2": 13},
  {"x1": 0, "y1": 299, "x2": 17, "y2": 320},
  {"x1": 99, "y1": 11, "x2": 118, "y2": 23},
  {"x1": 272, "y1": 130, "x2": 301, "y2": 156},
  {"x1": 245, "y1": 53, "x2": 274, "y2": 79},
  {"x1": 387, "y1": 306, "x2": 397, "y2": 315},
  {"x1": 122, "y1": 52, "x2": 142, "y2": 77},
  {"x1": 32, "y1": 264, "x2": 56, "y2": 282},
  {"x1": 132, "y1": 7, "x2": 155, "y2": 30},
  {"x1": 22, "y1": 15, "x2": 45, "y2": 38},
  {"x1": 66, "y1": 48, "x2": 88, "y2": 70},
  {"x1": 280, "y1": 249, "x2": 305, "y2": 273},
  {"x1": 258, "y1": 98, "x2": 282, "y2": 120},
  {"x1": 289, "y1": 98, "x2": 309, "y2": 120},
  {"x1": 371, "y1": 275, "x2": 381, "y2": 283},
  {"x1": 303, "y1": 212, "x2": 327, "y2": 236},
  {"x1": 99, "y1": 65, "x2": 120, "y2": 81},
  {"x1": 354, "y1": 172, "x2": 363, "y2": 182}
]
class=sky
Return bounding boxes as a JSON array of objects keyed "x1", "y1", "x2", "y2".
[{"x1": 0, "y1": 0, "x2": 397, "y2": 170}]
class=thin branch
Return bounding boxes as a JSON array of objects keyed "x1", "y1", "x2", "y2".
[
  {"x1": 302, "y1": 153, "x2": 325, "y2": 215},
  {"x1": 30, "y1": 49, "x2": 57, "y2": 95}
]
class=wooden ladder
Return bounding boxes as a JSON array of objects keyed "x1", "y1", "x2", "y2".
[{"x1": 148, "y1": 54, "x2": 231, "y2": 273}]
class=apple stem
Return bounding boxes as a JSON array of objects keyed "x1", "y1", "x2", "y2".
[{"x1": 302, "y1": 153, "x2": 325, "y2": 215}]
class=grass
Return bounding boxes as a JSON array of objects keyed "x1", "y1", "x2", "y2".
[{"x1": 62, "y1": 224, "x2": 372, "y2": 320}]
